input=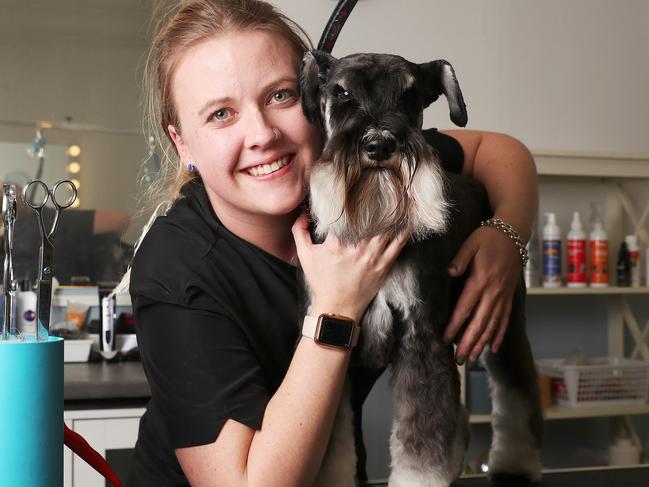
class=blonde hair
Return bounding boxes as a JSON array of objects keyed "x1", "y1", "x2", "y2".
[{"x1": 141, "y1": 0, "x2": 312, "y2": 209}]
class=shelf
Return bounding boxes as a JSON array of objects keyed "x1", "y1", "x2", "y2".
[
  {"x1": 526, "y1": 286, "x2": 649, "y2": 295},
  {"x1": 470, "y1": 403, "x2": 649, "y2": 424},
  {"x1": 533, "y1": 151, "x2": 649, "y2": 178},
  {"x1": 52, "y1": 286, "x2": 131, "y2": 307}
]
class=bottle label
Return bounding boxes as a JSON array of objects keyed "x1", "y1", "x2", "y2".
[
  {"x1": 590, "y1": 240, "x2": 608, "y2": 284},
  {"x1": 543, "y1": 239, "x2": 562, "y2": 285},
  {"x1": 567, "y1": 239, "x2": 587, "y2": 284}
]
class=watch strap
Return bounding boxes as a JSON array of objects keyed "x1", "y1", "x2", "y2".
[{"x1": 302, "y1": 314, "x2": 360, "y2": 348}]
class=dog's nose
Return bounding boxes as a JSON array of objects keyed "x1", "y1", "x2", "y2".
[{"x1": 364, "y1": 138, "x2": 396, "y2": 162}]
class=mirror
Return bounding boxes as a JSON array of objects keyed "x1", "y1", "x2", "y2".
[{"x1": 0, "y1": 0, "x2": 155, "y2": 284}]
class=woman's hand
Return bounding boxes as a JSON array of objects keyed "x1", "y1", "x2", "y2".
[
  {"x1": 292, "y1": 212, "x2": 408, "y2": 323},
  {"x1": 443, "y1": 225, "x2": 522, "y2": 364}
]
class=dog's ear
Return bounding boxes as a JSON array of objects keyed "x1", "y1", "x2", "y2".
[
  {"x1": 417, "y1": 60, "x2": 468, "y2": 127},
  {"x1": 300, "y1": 50, "x2": 335, "y2": 125}
]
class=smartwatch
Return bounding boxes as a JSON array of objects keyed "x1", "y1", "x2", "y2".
[{"x1": 302, "y1": 313, "x2": 359, "y2": 350}]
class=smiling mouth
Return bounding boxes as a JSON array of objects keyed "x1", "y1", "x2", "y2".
[{"x1": 247, "y1": 155, "x2": 291, "y2": 176}]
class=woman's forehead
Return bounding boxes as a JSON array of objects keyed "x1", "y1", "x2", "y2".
[{"x1": 171, "y1": 30, "x2": 300, "y2": 108}]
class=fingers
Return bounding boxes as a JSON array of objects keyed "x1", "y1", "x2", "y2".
[
  {"x1": 448, "y1": 235, "x2": 479, "y2": 277},
  {"x1": 453, "y1": 294, "x2": 497, "y2": 364},
  {"x1": 381, "y1": 230, "x2": 409, "y2": 263},
  {"x1": 443, "y1": 279, "x2": 481, "y2": 345},
  {"x1": 291, "y1": 212, "x2": 313, "y2": 258}
]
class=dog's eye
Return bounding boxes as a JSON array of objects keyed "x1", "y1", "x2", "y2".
[{"x1": 334, "y1": 85, "x2": 352, "y2": 100}]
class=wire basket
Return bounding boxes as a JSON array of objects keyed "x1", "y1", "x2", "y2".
[{"x1": 536, "y1": 357, "x2": 649, "y2": 408}]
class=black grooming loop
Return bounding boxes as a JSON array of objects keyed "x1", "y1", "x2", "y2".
[{"x1": 317, "y1": 0, "x2": 359, "y2": 53}]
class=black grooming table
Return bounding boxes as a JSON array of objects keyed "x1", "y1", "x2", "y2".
[{"x1": 366, "y1": 465, "x2": 649, "y2": 487}]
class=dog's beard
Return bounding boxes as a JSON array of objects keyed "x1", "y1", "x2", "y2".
[{"x1": 309, "y1": 137, "x2": 450, "y2": 244}]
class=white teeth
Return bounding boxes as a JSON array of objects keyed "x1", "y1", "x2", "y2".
[{"x1": 247, "y1": 156, "x2": 289, "y2": 176}]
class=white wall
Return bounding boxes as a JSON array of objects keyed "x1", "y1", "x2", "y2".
[{"x1": 276, "y1": 0, "x2": 649, "y2": 155}]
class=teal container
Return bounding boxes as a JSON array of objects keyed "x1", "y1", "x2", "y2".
[{"x1": 0, "y1": 336, "x2": 63, "y2": 487}]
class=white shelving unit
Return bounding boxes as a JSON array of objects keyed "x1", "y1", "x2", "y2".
[{"x1": 466, "y1": 151, "x2": 649, "y2": 466}]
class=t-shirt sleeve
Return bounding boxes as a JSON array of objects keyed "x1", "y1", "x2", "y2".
[
  {"x1": 135, "y1": 296, "x2": 270, "y2": 449},
  {"x1": 422, "y1": 128, "x2": 464, "y2": 174}
]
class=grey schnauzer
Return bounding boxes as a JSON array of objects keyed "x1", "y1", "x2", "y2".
[{"x1": 299, "y1": 51, "x2": 543, "y2": 487}]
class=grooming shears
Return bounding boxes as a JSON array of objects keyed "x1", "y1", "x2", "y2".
[
  {"x1": 22, "y1": 179, "x2": 77, "y2": 341},
  {"x1": 2, "y1": 184, "x2": 18, "y2": 340}
]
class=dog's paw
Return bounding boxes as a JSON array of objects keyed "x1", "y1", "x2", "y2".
[{"x1": 487, "y1": 472, "x2": 541, "y2": 487}]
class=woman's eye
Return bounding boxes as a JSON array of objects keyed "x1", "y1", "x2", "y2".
[
  {"x1": 211, "y1": 109, "x2": 231, "y2": 121},
  {"x1": 271, "y1": 89, "x2": 296, "y2": 104}
]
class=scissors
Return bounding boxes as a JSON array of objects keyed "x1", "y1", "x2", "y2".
[{"x1": 22, "y1": 179, "x2": 77, "y2": 340}]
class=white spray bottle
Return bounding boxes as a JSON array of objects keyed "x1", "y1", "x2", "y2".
[
  {"x1": 542, "y1": 212, "x2": 562, "y2": 287},
  {"x1": 567, "y1": 212, "x2": 586, "y2": 287}
]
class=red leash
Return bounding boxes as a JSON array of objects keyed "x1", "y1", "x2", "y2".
[{"x1": 64, "y1": 424, "x2": 122, "y2": 487}]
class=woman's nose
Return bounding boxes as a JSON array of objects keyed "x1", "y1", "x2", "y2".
[{"x1": 244, "y1": 111, "x2": 278, "y2": 149}]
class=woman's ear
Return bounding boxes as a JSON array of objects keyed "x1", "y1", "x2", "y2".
[{"x1": 168, "y1": 125, "x2": 191, "y2": 163}]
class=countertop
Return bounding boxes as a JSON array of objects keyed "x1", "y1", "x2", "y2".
[{"x1": 64, "y1": 361, "x2": 150, "y2": 404}]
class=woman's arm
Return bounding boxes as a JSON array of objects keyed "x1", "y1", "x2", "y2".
[
  {"x1": 440, "y1": 129, "x2": 538, "y2": 363},
  {"x1": 176, "y1": 214, "x2": 407, "y2": 487}
]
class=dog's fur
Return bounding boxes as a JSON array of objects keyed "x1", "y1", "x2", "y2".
[{"x1": 299, "y1": 51, "x2": 543, "y2": 487}]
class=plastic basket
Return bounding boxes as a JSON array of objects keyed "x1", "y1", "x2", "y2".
[{"x1": 536, "y1": 357, "x2": 649, "y2": 408}]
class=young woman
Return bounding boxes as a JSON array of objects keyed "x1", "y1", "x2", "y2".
[{"x1": 128, "y1": 1, "x2": 538, "y2": 485}]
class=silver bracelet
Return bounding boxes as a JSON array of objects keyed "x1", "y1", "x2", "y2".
[{"x1": 479, "y1": 218, "x2": 529, "y2": 266}]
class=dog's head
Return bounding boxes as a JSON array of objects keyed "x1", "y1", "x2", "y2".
[{"x1": 300, "y1": 51, "x2": 467, "y2": 243}]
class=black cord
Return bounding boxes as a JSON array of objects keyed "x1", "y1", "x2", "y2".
[{"x1": 317, "y1": 0, "x2": 359, "y2": 53}]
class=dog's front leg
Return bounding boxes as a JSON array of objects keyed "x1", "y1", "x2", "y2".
[
  {"x1": 388, "y1": 330, "x2": 468, "y2": 487},
  {"x1": 312, "y1": 378, "x2": 358, "y2": 487},
  {"x1": 484, "y1": 284, "x2": 543, "y2": 486}
]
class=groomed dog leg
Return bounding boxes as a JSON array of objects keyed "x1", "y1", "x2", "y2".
[
  {"x1": 484, "y1": 284, "x2": 543, "y2": 486},
  {"x1": 313, "y1": 379, "x2": 358, "y2": 487},
  {"x1": 388, "y1": 333, "x2": 468, "y2": 487}
]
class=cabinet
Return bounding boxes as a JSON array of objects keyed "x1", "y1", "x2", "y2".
[
  {"x1": 63, "y1": 408, "x2": 145, "y2": 487},
  {"x1": 466, "y1": 151, "x2": 649, "y2": 469}
]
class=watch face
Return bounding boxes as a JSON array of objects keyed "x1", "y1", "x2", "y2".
[{"x1": 317, "y1": 315, "x2": 353, "y2": 348}]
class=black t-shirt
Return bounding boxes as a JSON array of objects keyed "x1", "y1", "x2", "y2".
[{"x1": 128, "y1": 129, "x2": 464, "y2": 486}]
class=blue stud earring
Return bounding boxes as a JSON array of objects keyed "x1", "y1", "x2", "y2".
[{"x1": 187, "y1": 162, "x2": 196, "y2": 173}]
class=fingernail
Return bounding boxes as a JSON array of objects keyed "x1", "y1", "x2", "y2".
[
  {"x1": 469, "y1": 353, "x2": 479, "y2": 363},
  {"x1": 456, "y1": 356, "x2": 465, "y2": 365},
  {"x1": 448, "y1": 263, "x2": 459, "y2": 272}
]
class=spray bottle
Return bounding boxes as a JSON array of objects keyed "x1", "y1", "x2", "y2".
[
  {"x1": 589, "y1": 208, "x2": 609, "y2": 287},
  {"x1": 625, "y1": 235, "x2": 641, "y2": 287},
  {"x1": 567, "y1": 212, "x2": 587, "y2": 287},
  {"x1": 542, "y1": 212, "x2": 562, "y2": 287}
]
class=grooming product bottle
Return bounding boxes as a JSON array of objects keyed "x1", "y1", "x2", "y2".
[
  {"x1": 16, "y1": 280, "x2": 37, "y2": 335},
  {"x1": 625, "y1": 235, "x2": 641, "y2": 287},
  {"x1": 616, "y1": 241, "x2": 631, "y2": 287},
  {"x1": 542, "y1": 212, "x2": 561, "y2": 287},
  {"x1": 609, "y1": 437, "x2": 641, "y2": 466},
  {"x1": 566, "y1": 212, "x2": 586, "y2": 287},
  {"x1": 589, "y1": 218, "x2": 609, "y2": 287}
]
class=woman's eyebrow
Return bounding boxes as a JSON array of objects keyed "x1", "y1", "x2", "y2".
[
  {"x1": 197, "y1": 97, "x2": 233, "y2": 118},
  {"x1": 197, "y1": 76, "x2": 298, "y2": 118}
]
